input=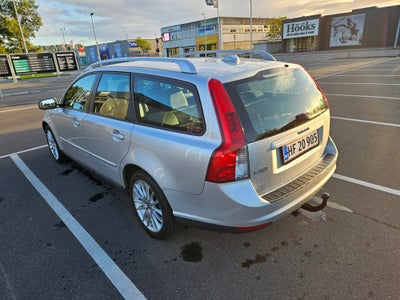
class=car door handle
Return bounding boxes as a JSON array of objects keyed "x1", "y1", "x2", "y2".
[
  {"x1": 73, "y1": 118, "x2": 80, "y2": 127},
  {"x1": 111, "y1": 129, "x2": 124, "y2": 141}
]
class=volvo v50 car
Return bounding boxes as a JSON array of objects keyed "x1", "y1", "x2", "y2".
[{"x1": 39, "y1": 51, "x2": 338, "y2": 239}]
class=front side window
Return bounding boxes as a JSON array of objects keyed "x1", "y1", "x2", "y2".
[
  {"x1": 134, "y1": 76, "x2": 204, "y2": 134},
  {"x1": 94, "y1": 73, "x2": 131, "y2": 119},
  {"x1": 225, "y1": 66, "x2": 328, "y2": 142},
  {"x1": 64, "y1": 74, "x2": 97, "y2": 111}
]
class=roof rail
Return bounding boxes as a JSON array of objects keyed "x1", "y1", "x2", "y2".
[
  {"x1": 175, "y1": 50, "x2": 276, "y2": 61},
  {"x1": 84, "y1": 57, "x2": 198, "y2": 74}
]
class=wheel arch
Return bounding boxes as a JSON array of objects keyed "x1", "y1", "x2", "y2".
[
  {"x1": 123, "y1": 164, "x2": 144, "y2": 189},
  {"x1": 123, "y1": 164, "x2": 174, "y2": 212},
  {"x1": 42, "y1": 120, "x2": 49, "y2": 130}
]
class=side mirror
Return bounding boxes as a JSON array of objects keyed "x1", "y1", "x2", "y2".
[{"x1": 38, "y1": 98, "x2": 58, "y2": 110}]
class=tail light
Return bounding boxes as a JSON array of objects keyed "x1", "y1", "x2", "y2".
[{"x1": 206, "y1": 79, "x2": 249, "y2": 183}]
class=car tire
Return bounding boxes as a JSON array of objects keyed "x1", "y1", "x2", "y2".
[
  {"x1": 129, "y1": 171, "x2": 176, "y2": 239},
  {"x1": 44, "y1": 125, "x2": 67, "y2": 163}
]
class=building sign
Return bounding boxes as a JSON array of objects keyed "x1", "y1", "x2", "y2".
[
  {"x1": 196, "y1": 35, "x2": 219, "y2": 51},
  {"x1": 55, "y1": 51, "x2": 78, "y2": 71},
  {"x1": 200, "y1": 18, "x2": 218, "y2": 27},
  {"x1": 89, "y1": 47, "x2": 98, "y2": 62},
  {"x1": 283, "y1": 19, "x2": 319, "y2": 39},
  {"x1": 99, "y1": 45, "x2": 110, "y2": 60},
  {"x1": 114, "y1": 44, "x2": 123, "y2": 58},
  {"x1": 330, "y1": 13, "x2": 365, "y2": 47},
  {"x1": 129, "y1": 41, "x2": 138, "y2": 48},
  {"x1": 161, "y1": 32, "x2": 170, "y2": 42},
  {"x1": 10, "y1": 53, "x2": 56, "y2": 75},
  {"x1": 0, "y1": 55, "x2": 11, "y2": 77}
]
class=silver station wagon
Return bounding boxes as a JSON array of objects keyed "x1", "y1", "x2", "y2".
[{"x1": 39, "y1": 51, "x2": 338, "y2": 239}]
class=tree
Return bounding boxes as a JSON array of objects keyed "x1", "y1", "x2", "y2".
[
  {"x1": 267, "y1": 17, "x2": 288, "y2": 40},
  {"x1": 135, "y1": 37, "x2": 151, "y2": 54},
  {"x1": 0, "y1": 0, "x2": 42, "y2": 53}
]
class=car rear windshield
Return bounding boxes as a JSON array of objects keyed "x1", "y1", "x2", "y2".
[{"x1": 224, "y1": 66, "x2": 328, "y2": 142}]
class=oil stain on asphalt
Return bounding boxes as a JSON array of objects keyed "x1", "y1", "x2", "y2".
[
  {"x1": 181, "y1": 242, "x2": 203, "y2": 262},
  {"x1": 89, "y1": 192, "x2": 105, "y2": 203}
]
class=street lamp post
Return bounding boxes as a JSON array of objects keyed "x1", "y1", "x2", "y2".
[
  {"x1": 216, "y1": 2, "x2": 222, "y2": 50},
  {"x1": 249, "y1": 0, "x2": 253, "y2": 51},
  {"x1": 202, "y1": 13, "x2": 207, "y2": 53},
  {"x1": 11, "y1": 0, "x2": 28, "y2": 53},
  {"x1": 60, "y1": 27, "x2": 66, "y2": 49},
  {"x1": 90, "y1": 12, "x2": 101, "y2": 62}
]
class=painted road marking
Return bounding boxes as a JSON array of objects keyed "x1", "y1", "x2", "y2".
[
  {"x1": 0, "y1": 105, "x2": 37, "y2": 113},
  {"x1": 320, "y1": 82, "x2": 400, "y2": 86},
  {"x1": 0, "y1": 145, "x2": 47, "y2": 160},
  {"x1": 331, "y1": 116, "x2": 400, "y2": 128},
  {"x1": 333, "y1": 174, "x2": 400, "y2": 197},
  {"x1": 315, "y1": 58, "x2": 396, "y2": 80},
  {"x1": 10, "y1": 154, "x2": 146, "y2": 300},
  {"x1": 326, "y1": 93, "x2": 400, "y2": 101}
]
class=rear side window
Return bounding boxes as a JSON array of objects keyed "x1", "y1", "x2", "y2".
[
  {"x1": 94, "y1": 73, "x2": 131, "y2": 119},
  {"x1": 225, "y1": 66, "x2": 328, "y2": 142},
  {"x1": 133, "y1": 76, "x2": 204, "y2": 134}
]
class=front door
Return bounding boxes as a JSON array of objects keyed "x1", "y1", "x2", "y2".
[{"x1": 53, "y1": 73, "x2": 98, "y2": 164}]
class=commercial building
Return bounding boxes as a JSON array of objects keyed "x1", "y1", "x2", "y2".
[
  {"x1": 161, "y1": 17, "x2": 272, "y2": 57},
  {"x1": 282, "y1": 5, "x2": 400, "y2": 52},
  {"x1": 162, "y1": 4, "x2": 399, "y2": 56}
]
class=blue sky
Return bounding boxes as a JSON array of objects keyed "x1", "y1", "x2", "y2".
[{"x1": 32, "y1": 0, "x2": 399, "y2": 46}]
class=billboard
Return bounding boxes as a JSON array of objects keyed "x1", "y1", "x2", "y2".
[
  {"x1": 0, "y1": 55, "x2": 12, "y2": 77},
  {"x1": 55, "y1": 51, "x2": 78, "y2": 71},
  {"x1": 114, "y1": 44, "x2": 123, "y2": 58},
  {"x1": 283, "y1": 19, "x2": 320, "y2": 39},
  {"x1": 330, "y1": 13, "x2": 365, "y2": 47},
  {"x1": 10, "y1": 53, "x2": 56, "y2": 75}
]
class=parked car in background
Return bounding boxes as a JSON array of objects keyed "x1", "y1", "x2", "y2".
[{"x1": 39, "y1": 51, "x2": 337, "y2": 239}]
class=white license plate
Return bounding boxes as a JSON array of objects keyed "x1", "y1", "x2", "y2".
[{"x1": 282, "y1": 130, "x2": 319, "y2": 163}]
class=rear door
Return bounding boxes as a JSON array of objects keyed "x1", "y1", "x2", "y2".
[{"x1": 83, "y1": 72, "x2": 133, "y2": 185}]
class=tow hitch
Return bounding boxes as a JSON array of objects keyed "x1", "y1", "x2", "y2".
[{"x1": 301, "y1": 192, "x2": 329, "y2": 212}]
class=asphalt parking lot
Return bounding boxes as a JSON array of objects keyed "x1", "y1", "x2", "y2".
[{"x1": 0, "y1": 50, "x2": 399, "y2": 299}]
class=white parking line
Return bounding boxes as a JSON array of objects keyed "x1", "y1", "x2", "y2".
[
  {"x1": 0, "y1": 262, "x2": 17, "y2": 300},
  {"x1": 315, "y1": 57, "x2": 396, "y2": 79},
  {"x1": 333, "y1": 174, "x2": 400, "y2": 197},
  {"x1": 0, "y1": 145, "x2": 47, "y2": 160},
  {"x1": 10, "y1": 154, "x2": 146, "y2": 300},
  {"x1": 331, "y1": 116, "x2": 400, "y2": 128},
  {"x1": 320, "y1": 82, "x2": 400, "y2": 86},
  {"x1": 0, "y1": 105, "x2": 37, "y2": 113},
  {"x1": 326, "y1": 93, "x2": 400, "y2": 101},
  {"x1": 324, "y1": 74, "x2": 400, "y2": 77}
]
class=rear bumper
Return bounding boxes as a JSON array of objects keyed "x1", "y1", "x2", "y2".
[{"x1": 168, "y1": 136, "x2": 338, "y2": 230}]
